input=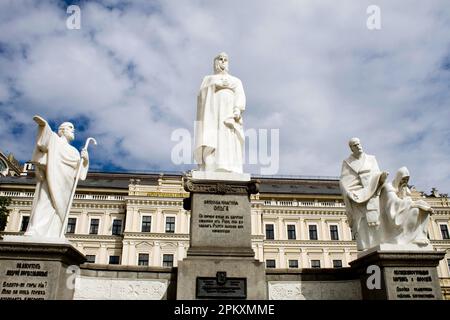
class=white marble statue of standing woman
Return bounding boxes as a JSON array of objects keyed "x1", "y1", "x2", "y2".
[{"x1": 194, "y1": 52, "x2": 246, "y2": 174}]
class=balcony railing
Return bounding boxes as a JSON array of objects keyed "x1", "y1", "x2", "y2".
[
  {"x1": 263, "y1": 200, "x2": 345, "y2": 208},
  {"x1": 0, "y1": 191, "x2": 124, "y2": 201}
]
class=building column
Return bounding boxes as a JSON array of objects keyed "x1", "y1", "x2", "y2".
[
  {"x1": 7, "y1": 208, "x2": 18, "y2": 232},
  {"x1": 125, "y1": 205, "x2": 132, "y2": 232},
  {"x1": 277, "y1": 217, "x2": 284, "y2": 240},
  {"x1": 279, "y1": 247, "x2": 286, "y2": 268},
  {"x1": 132, "y1": 207, "x2": 139, "y2": 232},
  {"x1": 185, "y1": 211, "x2": 191, "y2": 234},
  {"x1": 320, "y1": 218, "x2": 327, "y2": 240},
  {"x1": 251, "y1": 211, "x2": 257, "y2": 235},
  {"x1": 121, "y1": 241, "x2": 129, "y2": 265},
  {"x1": 323, "y1": 248, "x2": 330, "y2": 268},
  {"x1": 177, "y1": 242, "x2": 185, "y2": 261},
  {"x1": 153, "y1": 241, "x2": 161, "y2": 267},
  {"x1": 80, "y1": 211, "x2": 88, "y2": 234},
  {"x1": 300, "y1": 218, "x2": 306, "y2": 240},
  {"x1": 341, "y1": 218, "x2": 350, "y2": 240},
  {"x1": 258, "y1": 210, "x2": 264, "y2": 235},
  {"x1": 128, "y1": 241, "x2": 136, "y2": 265},
  {"x1": 99, "y1": 244, "x2": 108, "y2": 264},
  {"x1": 431, "y1": 218, "x2": 440, "y2": 239},
  {"x1": 344, "y1": 248, "x2": 352, "y2": 266},
  {"x1": 301, "y1": 249, "x2": 309, "y2": 268},
  {"x1": 103, "y1": 211, "x2": 111, "y2": 235},
  {"x1": 156, "y1": 209, "x2": 163, "y2": 233}
]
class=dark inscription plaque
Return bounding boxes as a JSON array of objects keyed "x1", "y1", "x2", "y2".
[
  {"x1": 196, "y1": 277, "x2": 247, "y2": 299},
  {"x1": 0, "y1": 261, "x2": 50, "y2": 300},
  {"x1": 388, "y1": 268, "x2": 439, "y2": 299}
]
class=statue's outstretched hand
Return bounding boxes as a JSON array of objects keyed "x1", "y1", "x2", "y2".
[
  {"x1": 33, "y1": 115, "x2": 47, "y2": 127},
  {"x1": 412, "y1": 200, "x2": 433, "y2": 214},
  {"x1": 380, "y1": 171, "x2": 389, "y2": 184}
]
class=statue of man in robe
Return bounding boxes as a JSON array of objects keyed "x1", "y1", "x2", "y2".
[
  {"x1": 339, "y1": 138, "x2": 388, "y2": 250},
  {"x1": 193, "y1": 52, "x2": 246, "y2": 174},
  {"x1": 25, "y1": 115, "x2": 89, "y2": 238},
  {"x1": 379, "y1": 167, "x2": 433, "y2": 247}
]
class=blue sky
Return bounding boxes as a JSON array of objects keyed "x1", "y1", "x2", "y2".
[{"x1": 0, "y1": 0, "x2": 449, "y2": 194}]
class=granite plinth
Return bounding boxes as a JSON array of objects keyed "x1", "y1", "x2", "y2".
[
  {"x1": 178, "y1": 177, "x2": 266, "y2": 299},
  {"x1": 350, "y1": 249, "x2": 445, "y2": 300},
  {"x1": 0, "y1": 241, "x2": 86, "y2": 300}
]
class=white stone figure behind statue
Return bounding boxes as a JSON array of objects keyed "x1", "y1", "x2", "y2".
[
  {"x1": 193, "y1": 52, "x2": 249, "y2": 181},
  {"x1": 339, "y1": 138, "x2": 388, "y2": 250},
  {"x1": 23, "y1": 115, "x2": 90, "y2": 239},
  {"x1": 379, "y1": 166, "x2": 433, "y2": 248}
]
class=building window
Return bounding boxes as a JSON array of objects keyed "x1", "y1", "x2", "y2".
[
  {"x1": 89, "y1": 219, "x2": 99, "y2": 235},
  {"x1": 112, "y1": 219, "x2": 122, "y2": 235},
  {"x1": 440, "y1": 224, "x2": 450, "y2": 239},
  {"x1": 141, "y1": 216, "x2": 151, "y2": 232},
  {"x1": 288, "y1": 260, "x2": 299, "y2": 268},
  {"x1": 265, "y1": 224, "x2": 274, "y2": 240},
  {"x1": 287, "y1": 225, "x2": 296, "y2": 240},
  {"x1": 20, "y1": 216, "x2": 30, "y2": 232},
  {"x1": 309, "y1": 225, "x2": 318, "y2": 240},
  {"x1": 162, "y1": 254, "x2": 174, "y2": 267},
  {"x1": 85, "y1": 255, "x2": 96, "y2": 263},
  {"x1": 66, "y1": 218, "x2": 76, "y2": 234},
  {"x1": 448, "y1": 259, "x2": 450, "y2": 273},
  {"x1": 310, "y1": 260, "x2": 321, "y2": 268},
  {"x1": 165, "y1": 217, "x2": 175, "y2": 233},
  {"x1": 109, "y1": 256, "x2": 120, "y2": 265},
  {"x1": 138, "y1": 253, "x2": 149, "y2": 266},
  {"x1": 266, "y1": 260, "x2": 276, "y2": 268},
  {"x1": 333, "y1": 260, "x2": 343, "y2": 268},
  {"x1": 330, "y1": 225, "x2": 339, "y2": 240}
]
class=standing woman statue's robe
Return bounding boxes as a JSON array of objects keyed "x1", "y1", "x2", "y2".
[
  {"x1": 25, "y1": 120, "x2": 89, "y2": 238},
  {"x1": 194, "y1": 52, "x2": 246, "y2": 174}
]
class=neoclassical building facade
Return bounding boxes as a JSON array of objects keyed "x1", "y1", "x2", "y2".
[{"x1": 1, "y1": 170, "x2": 450, "y2": 297}]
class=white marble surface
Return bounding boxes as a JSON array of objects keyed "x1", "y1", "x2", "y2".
[
  {"x1": 357, "y1": 243, "x2": 435, "y2": 258},
  {"x1": 339, "y1": 137, "x2": 388, "y2": 251},
  {"x1": 193, "y1": 52, "x2": 247, "y2": 177},
  {"x1": 24, "y1": 115, "x2": 89, "y2": 239},
  {"x1": 191, "y1": 170, "x2": 250, "y2": 181},
  {"x1": 379, "y1": 166, "x2": 433, "y2": 248},
  {"x1": 73, "y1": 276, "x2": 168, "y2": 300},
  {"x1": 268, "y1": 281, "x2": 361, "y2": 300},
  {"x1": 1, "y1": 235, "x2": 71, "y2": 245}
]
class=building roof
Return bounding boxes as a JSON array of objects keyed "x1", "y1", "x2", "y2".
[{"x1": 0, "y1": 171, "x2": 342, "y2": 195}]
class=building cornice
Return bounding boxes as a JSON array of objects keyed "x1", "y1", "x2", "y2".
[
  {"x1": 263, "y1": 240, "x2": 356, "y2": 246},
  {"x1": 123, "y1": 232, "x2": 190, "y2": 240}
]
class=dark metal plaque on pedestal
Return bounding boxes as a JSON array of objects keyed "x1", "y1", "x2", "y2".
[{"x1": 196, "y1": 275, "x2": 247, "y2": 299}]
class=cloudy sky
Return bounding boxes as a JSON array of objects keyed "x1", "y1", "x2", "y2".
[{"x1": 0, "y1": 0, "x2": 449, "y2": 194}]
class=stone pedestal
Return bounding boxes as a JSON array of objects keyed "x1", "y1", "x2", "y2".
[
  {"x1": 177, "y1": 177, "x2": 266, "y2": 300},
  {"x1": 0, "y1": 240, "x2": 86, "y2": 300},
  {"x1": 350, "y1": 247, "x2": 445, "y2": 300}
]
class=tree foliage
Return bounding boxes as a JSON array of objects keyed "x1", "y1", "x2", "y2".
[{"x1": 0, "y1": 196, "x2": 11, "y2": 231}]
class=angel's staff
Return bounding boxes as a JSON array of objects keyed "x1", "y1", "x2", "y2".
[{"x1": 60, "y1": 137, "x2": 97, "y2": 238}]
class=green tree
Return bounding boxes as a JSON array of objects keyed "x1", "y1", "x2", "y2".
[{"x1": 0, "y1": 196, "x2": 11, "y2": 231}]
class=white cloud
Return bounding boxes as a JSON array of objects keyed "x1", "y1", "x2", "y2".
[{"x1": 0, "y1": 0, "x2": 449, "y2": 194}]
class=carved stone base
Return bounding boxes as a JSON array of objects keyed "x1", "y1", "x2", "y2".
[
  {"x1": 0, "y1": 241, "x2": 86, "y2": 300},
  {"x1": 350, "y1": 249, "x2": 445, "y2": 300},
  {"x1": 177, "y1": 176, "x2": 266, "y2": 299}
]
